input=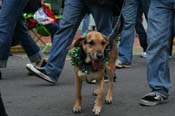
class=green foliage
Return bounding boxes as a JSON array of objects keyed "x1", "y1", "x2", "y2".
[{"x1": 69, "y1": 45, "x2": 111, "y2": 75}]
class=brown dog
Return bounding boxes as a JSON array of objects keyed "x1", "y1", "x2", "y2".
[{"x1": 70, "y1": 31, "x2": 117, "y2": 115}]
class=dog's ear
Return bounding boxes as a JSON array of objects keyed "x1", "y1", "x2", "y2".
[
  {"x1": 68, "y1": 36, "x2": 86, "y2": 49},
  {"x1": 102, "y1": 34, "x2": 109, "y2": 45}
]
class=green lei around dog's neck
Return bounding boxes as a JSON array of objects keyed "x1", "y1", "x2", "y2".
[{"x1": 69, "y1": 44, "x2": 111, "y2": 75}]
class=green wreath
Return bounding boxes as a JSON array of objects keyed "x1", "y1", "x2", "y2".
[{"x1": 69, "y1": 44, "x2": 111, "y2": 75}]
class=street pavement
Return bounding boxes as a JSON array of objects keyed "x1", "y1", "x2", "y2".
[{"x1": 0, "y1": 55, "x2": 175, "y2": 116}]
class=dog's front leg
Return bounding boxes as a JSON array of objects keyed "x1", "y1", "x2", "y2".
[
  {"x1": 93, "y1": 75, "x2": 104, "y2": 115},
  {"x1": 73, "y1": 76, "x2": 82, "y2": 113},
  {"x1": 105, "y1": 66, "x2": 114, "y2": 104}
]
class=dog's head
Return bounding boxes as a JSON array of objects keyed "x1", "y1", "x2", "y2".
[
  {"x1": 70, "y1": 31, "x2": 109, "y2": 63},
  {"x1": 69, "y1": 31, "x2": 109, "y2": 63},
  {"x1": 83, "y1": 31, "x2": 109, "y2": 62}
]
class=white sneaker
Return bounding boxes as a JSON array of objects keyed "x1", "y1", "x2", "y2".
[
  {"x1": 141, "y1": 52, "x2": 147, "y2": 58},
  {"x1": 115, "y1": 60, "x2": 131, "y2": 68},
  {"x1": 26, "y1": 64, "x2": 56, "y2": 84},
  {"x1": 169, "y1": 55, "x2": 172, "y2": 59}
]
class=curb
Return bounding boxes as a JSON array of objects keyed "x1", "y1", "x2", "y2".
[{"x1": 11, "y1": 45, "x2": 24, "y2": 53}]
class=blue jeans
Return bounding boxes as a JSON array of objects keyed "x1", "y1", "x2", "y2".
[
  {"x1": 82, "y1": 14, "x2": 90, "y2": 35},
  {"x1": 0, "y1": 0, "x2": 42, "y2": 68},
  {"x1": 45, "y1": 23, "x2": 59, "y2": 39},
  {"x1": 147, "y1": 0, "x2": 175, "y2": 97},
  {"x1": 44, "y1": 0, "x2": 113, "y2": 80},
  {"x1": 118, "y1": 0, "x2": 150, "y2": 64},
  {"x1": 0, "y1": 92, "x2": 8, "y2": 116},
  {"x1": 169, "y1": 14, "x2": 175, "y2": 56}
]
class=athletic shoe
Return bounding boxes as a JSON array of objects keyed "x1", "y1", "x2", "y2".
[
  {"x1": 26, "y1": 64, "x2": 56, "y2": 84},
  {"x1": 169, "y1": 55, "x2": 172, "y2": 59},
  {"x1": 115, "y1": 61, "x2": 131, "y2": 69},
  {"x1": 104, "y1": 76, "x2": 117, "y2": 82},
  {"x1": 88, "y1": 80, "x2": 97, "y2": 84},
  {"x1": 140, "y1": 92, "x2": 168, "y2": 106},
  {"x1": 141, "y1": 52, "x2": 147, "y2": 58},
  {"x1": 26, "y1": 59, "x2": 47, "y2": 75}
]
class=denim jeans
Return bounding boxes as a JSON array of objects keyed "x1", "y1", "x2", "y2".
[
  {"x1": 82, "y1": 14, "x2": 90, "y2": 35},
  {"x1": 147, "y1": 0, "x2": 175, "y2": 97},
  {"x1": 0, "y1": 0, "x2": 42, "y2": 68},
  {"x1": 0, "y1": 92, "x2": 8, "y2": 116},
  {"x1": 45, "y1": 23, "x2": 59, "y2": 39},
  {"x1": 44, "y1": 0, "x2": 113, "y2": 80},
  {"x1": 169, "y1": 14, "x2": 175, "y2": 56},
  {"x1": 118, "y1": 0, "x2": 150, "y2": 64}
]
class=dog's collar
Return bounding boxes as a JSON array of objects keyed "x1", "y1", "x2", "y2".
[{"x1": 69, "y1": 44, "x2": 111, "y2": 75}]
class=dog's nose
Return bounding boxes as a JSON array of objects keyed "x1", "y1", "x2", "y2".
[{"x1": 96, "y1": 52, "x2": 104, "y2": 59}]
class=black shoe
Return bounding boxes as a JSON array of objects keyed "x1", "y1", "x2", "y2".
[
  {"x1": 104, "y1": 76, "x2": 117, "y2": 82},
  {"x1": 113, "y1": 76, "x2": 117, "y2": 82},
  {"x1": 104, "y1": 76, "x2": 109, "y2": 82},
  {"x1": 26, "y1": 64, "x2": 56, "y2": 84},
  {"x1": 0, "y1": 70, "x2": 1, "y2": 80},
  {"x1": 140, "y1": 92, "x2": 168, "y2": 106}
]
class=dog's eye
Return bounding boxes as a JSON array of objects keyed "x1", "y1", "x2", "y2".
[
  {"x1": 101, "y1": 41, "x2": 106, "y2": 45},
  {"x1": 84, "y1": 40, "x2": 87, "y2": 44},
  {"x1": 88, "y1": 40, "x2": 95, "y2": 46}
]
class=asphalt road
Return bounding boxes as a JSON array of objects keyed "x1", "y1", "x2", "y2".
[{"x1": 0, "y1": 55, "x2": 175, "y2": 116}]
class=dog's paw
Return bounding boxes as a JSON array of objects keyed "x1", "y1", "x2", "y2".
[
  {"x1": 72, "y1": 105, "x2": 81, "y2": 114},
  {"x1": 93, "y1": 105, "x2": 101, "y2": 116},
  {"x1": 105, "y1": 96, "x2": 112, "y2": 104}
]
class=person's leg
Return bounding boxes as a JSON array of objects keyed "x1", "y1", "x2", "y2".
[
  {"x1": 44, "y1": 23, "x2": 59, "y2": 38},
  {"x1": 169, "y1": 14, "x2": 174, "y2": 57},
  {"x1": 117, "y1": 0, "x2": 139, "y2": 66},
  {"x1": 0, "y1": 0, "x2": 28, "y2": 68},
  {"x1": 140, "y1": 0, "x2": 174, "y2": 106},
  {"x1": 43, "y1": 0, "x2": 87, "y2": 81},
  {"x1": 0, "y1": 93, "x2": 8, "y2": 116},
  {"x1": 82, "y1": 14, "x2": 90, "y2": 35},
  {"x1": 135, "y1": 5, "x2": 147, "y2": 53},
  {"x1": 12, "y1": 16, "x2": 43, "y2": 64},
  {"x1": 90, "y1": 6, "x2": 113, "y2": 36},
  {"x1": 169, "y1": 24, "x2": 174, "y2": 57}
]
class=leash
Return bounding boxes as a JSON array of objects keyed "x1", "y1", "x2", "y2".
[{"x1": 108, "y1": 0, "x2": 126, "y2": 43}]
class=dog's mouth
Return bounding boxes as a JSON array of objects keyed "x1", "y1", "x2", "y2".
[{"x1": 91, "y1": 59, "x2": 104, "y2": 71}]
